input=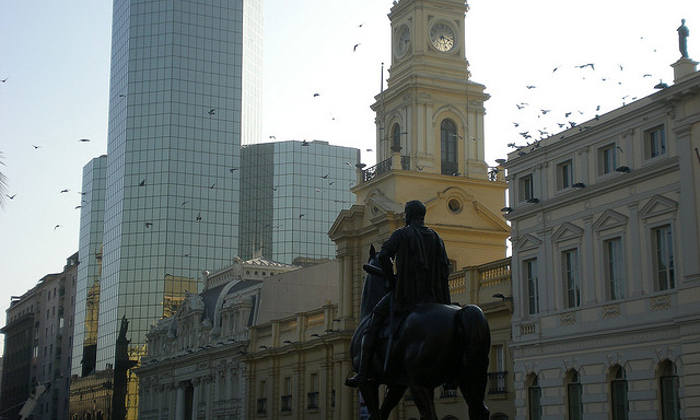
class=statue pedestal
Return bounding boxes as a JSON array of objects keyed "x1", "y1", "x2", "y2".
[{"x1": 672, "y1": 57, "x2": 698, "y2": 83}]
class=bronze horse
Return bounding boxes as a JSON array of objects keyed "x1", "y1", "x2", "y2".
[{"x1": 349, "y1": 246, "x2": 491, "y2": 420}]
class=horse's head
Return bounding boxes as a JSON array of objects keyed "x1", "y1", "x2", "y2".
[{"x1": 360, "y1": 245, "x2": 388, "y2": 320}]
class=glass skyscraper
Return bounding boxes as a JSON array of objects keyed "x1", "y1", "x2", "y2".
[
  {"x1": 71, "y1": 0, "x2": 263, "y2": 378},
  {"x1": 72, "y1": 156, "x2": 107, "y2": 376},
  {"x1": 239, "y1": 140, "x2": 358, "y2": 264}
]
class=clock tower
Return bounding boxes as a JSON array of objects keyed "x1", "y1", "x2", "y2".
[{"x1": 373, "y1": 0, "x2": 488, "y2": 178}]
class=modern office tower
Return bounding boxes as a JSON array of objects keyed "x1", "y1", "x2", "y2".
[
  {"x1": 72, "y1": 156, "x2": 107, "y2": 376},
  {"x1": 81, "y1": 0, "x2": 263, "y2": 382},
  {"x1": 238, "y1": 140, "x2": 358, "y2": 264}
]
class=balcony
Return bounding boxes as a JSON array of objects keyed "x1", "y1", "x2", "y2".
[
  {"x1": 362, "y1": 156, "x2": 411, "y2": 183},
  {"x1": 440, "y1": 385, "x2": 458, "y2": 399},
  {"x1": 256, "y1": 398, "x2": 267, "y2": 415},
  {"x1": 487, "y1": 371, "x2": 508, "y2": 395},
  {"x1": 306, "y1": 391, "x2": 319, "y2": 409},
  {"x1": 280, "y1": 395, "x2": 292, "y2": 412}
]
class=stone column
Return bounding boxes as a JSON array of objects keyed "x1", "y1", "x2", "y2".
[
  {"x1": 192, "y1": 378, "x2": 200, "y2": 420},
  {"x1": 175, "y1": 383, "x2": 186, "y2": 420}
]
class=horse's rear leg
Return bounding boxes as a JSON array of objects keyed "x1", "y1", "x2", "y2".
[
  {"x1": 409, "y1": 384, "x2": 437, "y2": 420},
  {"x1": 380, "y1": 385, "x2": 407, "y2": 419},
  {"x1": 459, "y1": 369, "x2": 489, "y2": 420}
]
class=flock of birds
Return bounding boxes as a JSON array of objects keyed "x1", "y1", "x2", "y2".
[{"x1": 501, "y1": 35, "x2": 673, "y2": 158}]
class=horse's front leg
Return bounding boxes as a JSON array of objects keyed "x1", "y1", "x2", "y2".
[
  {"x1": 358, "y1": 382, "x2": 383, "y2": 420},
  {"x1": 380, "y1": 385, "x2": 407, "y2": 419}
]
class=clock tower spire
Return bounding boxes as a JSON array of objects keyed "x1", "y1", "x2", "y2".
[{"x1": 370, "y1": 0, "x2": 489, "y2": 179}]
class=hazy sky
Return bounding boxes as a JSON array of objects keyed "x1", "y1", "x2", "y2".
[{"x1": 1, "y1": 0, "x2": 697, "y2": 354}]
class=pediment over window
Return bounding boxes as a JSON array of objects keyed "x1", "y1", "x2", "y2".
[
  {"x1": 551, "y1": 222, "x2": 584, "y2": 243},
  {"x1": 513, "y1": 233, "x2": 542, "y2": 252},
  {"x1": 640, "y1": 195, "x2": 678, "y2": 219},
  {"x1": 363, "y1": 188, "x2": 402, "y2": 217},
  {"x1": 593, "y1": 209, "x2": 628, "y2": 232}
]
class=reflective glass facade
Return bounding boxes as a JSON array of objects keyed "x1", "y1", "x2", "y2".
[
  {"x1": 239, "y1": 140, "x2": 358, "y2": 264},
  {"x1": 84, "y1": 0, "x2": 262, "y2": 372},
  {"x1": 72, "y1": 156, "x2": 107, "y2": 375}
]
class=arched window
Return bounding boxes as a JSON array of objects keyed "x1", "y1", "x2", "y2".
[
  {"x1": 610, "y1": 366, "x2": 629, "y2": 420},
  {"x1": 658, "y1": 360, "x2": 680, "y2": 420},
  {"x1": 392, "y1": 123, "x2": 402, "y2": 151},
  {"x1": 440, "y1": 119, "x2": 458, "y2": 175},
  {"x1": 527, "y1": 374, "x2": 542, "y2": 420},
  {"x1": 566, "y1": 369, "x2": 583, "y2": 420}
]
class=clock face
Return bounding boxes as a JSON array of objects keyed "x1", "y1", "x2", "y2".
[
  {"x1": 429, "y1": 22, "x2": 456, "y2": 52},
  {"x1": 395, "y1": 24, "x2": 411, "y2": 58}
]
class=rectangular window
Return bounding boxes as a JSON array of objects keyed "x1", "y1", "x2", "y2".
[
  {"x1": 563, "y1": 249, "x2": 581, "y2": 308},
  {"x1": 557, "y1": 160, "x2": 573, "y2": 190},
  {"x1": 525, "y1": 259, "x2": 539, "y2": 314},
  {"x1": 307, "y1": 373, "x2": 319, "y2": 409},
  {"x1": 646, "y1": 125, "x2": 666, "y2": 159},
  {"x1": 529, "y1": 384, "x2": 542, "y2": 420},
  {"x1": 660, "y1": 375, "x2": 680, "y2": 420},
  {"x1": 519, "y1": 175, "x2": 534, "y2": 202},
  {"x1": 611, "y1": 377, "x2": 629, "y2": 420},
  {"x1": 281, "y1": 376, "x2": 292, "y2": 412},
  {"x1": 598, "y1": 144, "x2": 618, "y2": 175},
  {"x1": 257, "y1": 380, "x2": 267, "y2": 415},
  {"x1": 653, "y1": 225, "x2": 675, "y2": 291},
  {"x1": 568, "y1": 382, "x2": 583, "y2": 420},
  {"x1": 605, "y1": 238, "x2": 625, "y2": 300}
]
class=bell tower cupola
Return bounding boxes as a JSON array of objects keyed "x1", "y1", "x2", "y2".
[{"x1": 370, "y1": 0, "x2": 489, "y2": 179}]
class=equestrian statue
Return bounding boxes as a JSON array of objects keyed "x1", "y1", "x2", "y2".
[{"x1": 346, "y1": 200, "x2": 491, "y2": 420}]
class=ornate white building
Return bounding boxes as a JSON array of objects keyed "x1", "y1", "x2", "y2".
[
  {"x1": 135, "y1": 256, "x2": 340, "y2": 420},
  {"x1": 135, "y1": 257, "x2": 298, "y2": 420},
  {"x1": 506, "y1": 59, "x2": 700, "y2": 419}
]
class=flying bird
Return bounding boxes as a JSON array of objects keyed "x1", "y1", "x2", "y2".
[
  {"x1": 145, "y1": 222, "x2": 153, "y2": 228},
  {"x1": 299, "y1": 213, "x2": 305, "y2": 219},
  {"x1": 577, "y1": 63, "x2": 595, "y2": 70},
  {"x1": 301, "y1": 140, "x2": 309, "y2": 146},
  {"x1": 269, "y1": 135, "x2": 276, "y2": 139},
  {"x1": 210, "y1": 183, "x2": 216, "y2": 189},
  {"x1": 181, "y1": 201, "x2": 188, "y2": 207},
  {"x1": 208, "y1": 108, "x2": 216, "y2": 115},
  {"x1": 32, "y1": 145, "x2": 41, "y2": 149},
  {"x1": 313, "y1": 93, "x2": 320, "y2": 97},
  {"x1": 526, "y1": 85, "x2": 536, "y2": 89},
  {"x1": 75, "y1": 205, "x2": 82, "y2": 209},
  {"x1": 322, "y1": 173, "x2": 329, "y2": 179},
  {"x1": 229, "y1": 168, "x2": 238, "y2": 173},
  {"x1": 54, "y1": 225, "x2": 62, "y2": 230},
  {"x1": 196, "y1": 213, "x2": 202, "y2": 221},
  {"x1": 60, "y1": 189, "x2": 70, "y2": 193},
  {"x1": 353, "y1": 43, "x2": 361, "y2": 52},
  {"x1": 79, "y1": 138, "x2": 90, "y2": 143},
  {"x1": 139, "y1": 179, "x2": 146, "y2": 186},
  {"x1": 6, "y1": 194, "x2": 16, "y2": 199},
  {"x1": 1, "y1": 77, "x2": 8, "y2": 83}
]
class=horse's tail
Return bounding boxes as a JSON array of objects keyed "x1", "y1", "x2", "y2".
[{"x1": 456, "y1": 304, "x2": 491, "y2": 372}]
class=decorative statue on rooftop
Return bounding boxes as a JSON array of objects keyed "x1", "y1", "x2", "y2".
[
  {"x1": 345, "y1": 200, "x2": 491, "y2": 420},
  {"x1": 678, "y1": 19, "x2": 689, "y2": 59}
]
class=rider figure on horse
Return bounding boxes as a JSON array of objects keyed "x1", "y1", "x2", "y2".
[{"x1": 346, "y1": 200, "x2": 451, "y2": 387}]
